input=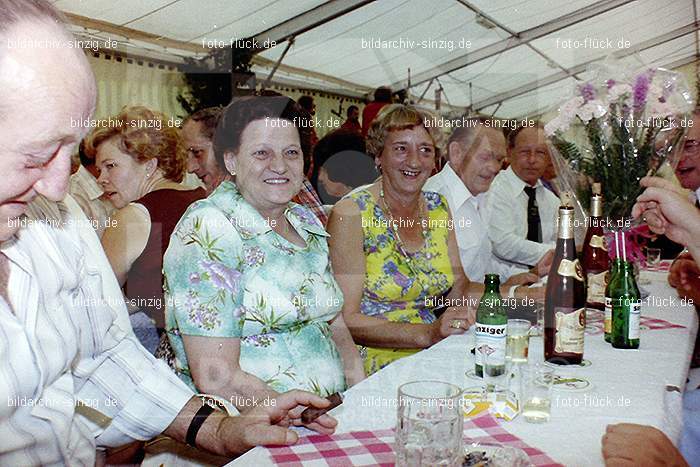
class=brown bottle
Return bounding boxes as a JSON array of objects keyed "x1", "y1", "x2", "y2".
[
  {"x1": 544, "y1": 196, "x2": 586, "y2": 365},
  {"x1": 582, "y1": 185, "x2": 610, "y2": 310}
]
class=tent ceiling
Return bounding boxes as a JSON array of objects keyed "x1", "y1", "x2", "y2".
[{"x1": 55, "y1": 0, "x2": 700, "y2": 119}]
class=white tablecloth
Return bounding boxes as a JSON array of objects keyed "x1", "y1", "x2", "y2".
[{"x1": 230, "y1": 270, "x2": 697, "y2": 466}]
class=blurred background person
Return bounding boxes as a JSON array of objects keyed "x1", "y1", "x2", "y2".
[
  {"x1": 340, "y1": 104, "x2": 361, "y2": 134},
  {"x1": 297, "y1": 95, "x2": 319, "y2": 177},
  {"x1": 181, "y1": 106, "x2": 230, "y2": 194},
  {"x1": 87, "y1": 106, "x2": 206, "y2": 352},
  {"x1": 362, "y1": 86, "x2": 392, "y2": 137},
  {"x1": 163, "y1": 96, "x2": 365, "y2": 411},
  {"x1": 328, "y1": 104, "x2": 476, "y2": 375},
  {"x1": 69, "y1": 140, "x2": 114, "y2": 237},
  {"x1": 486, "y1": 124, "x2": 557, "y2": 275},
  {"x1": 310, "y1": 128, "x2": 377, "y2": 204}
]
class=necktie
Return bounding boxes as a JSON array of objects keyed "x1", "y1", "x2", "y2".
[{"x1": 524, "y1": 186, "x2": 542, "y2": 243}]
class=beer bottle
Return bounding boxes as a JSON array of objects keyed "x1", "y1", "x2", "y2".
[
  {"x1": 582, "y1": 184, "x2": 610, "y2": 310},
  {"x1": 544, "y1": 196, "x2": 586, "y2": 365},
  {"x1": 475, "y1": 274, "x2": 507, "y2": 378},
  {"x1": 603, "y1": 258, "x2": 622, "y2": 343},
  {"x1": 611, "y1": 259, "x2": 641, "y2": 349}
]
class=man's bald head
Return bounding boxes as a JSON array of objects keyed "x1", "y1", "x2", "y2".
[{"x1": 0, "y1": 0, "x2": 96, "y2": 241}]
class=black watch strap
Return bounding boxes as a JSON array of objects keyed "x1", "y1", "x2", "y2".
[{"x1": 186, "y1": 402, "x2": 216, "y2": 448}]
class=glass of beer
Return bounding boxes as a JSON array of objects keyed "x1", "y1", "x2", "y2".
[
  {"x1": 520, "y1": 364, "x2": 554, "y2": 423},
  {"x1": 395, "y1": 381, "x2": 463, "y2": 466},
  {"x1": 506, "y1": 319, "x2": 531, "y2": 363}
]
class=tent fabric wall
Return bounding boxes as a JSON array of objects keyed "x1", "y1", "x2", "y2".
[{"x1": 87, "y1": 52, "x2": 188, "y2": 121}]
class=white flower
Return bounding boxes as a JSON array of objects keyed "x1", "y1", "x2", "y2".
[
  {"x1": 649, "y1": 100, "x2": 675, "y2": 119},
  {"x1": 607, "y1": 84, "x2": 632, "y2": 102},
  {"x1": 576, "y1": 100, "x2": 607, "y2": 122},
  {"x1": 545, "y1": 116, "x2": 568, "y2": 136}
]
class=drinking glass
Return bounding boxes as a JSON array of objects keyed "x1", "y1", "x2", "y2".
[
  {"x1": 531, "y1": 299, "x2": 545, "y2": 336},
  {"x1": 520, "y1": 364, "x2": 553, "y2": 423},
  {"x1": 395, "y1": 381, "x2": 464, "y2": 467},
  {"x1": 483, "y1": 351, "x2": 512, "y2": 392},
  {"x1": 506, "y1": 319, "x2": 531, "y2": 363},
  {"x1": 645, "y1": 247, "x2": 661, "y2": 270}
]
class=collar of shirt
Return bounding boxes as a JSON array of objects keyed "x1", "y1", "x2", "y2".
[
  {"x1": 503, "y1": 165, "x2": 543, "y2": 196},
  {"x1": 210, "y1": 180, "x2": 328, "y2": 239},
  {"x1": 71, "y1": 165, "x2": 104, "y2": 201},
  {"x1": 426, "y1": 163, "x2": 479, "y2": 211},
  {"x1": 695, "y1": 187, "x2": 700, "y2": 203}
]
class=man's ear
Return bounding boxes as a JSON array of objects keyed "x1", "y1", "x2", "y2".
[
  {"x1": 223, "y1": 151, "x2": 236, "y2": 175},
  {"x1": 448, "y1": 141, "x2": 465, "y2": 168}
]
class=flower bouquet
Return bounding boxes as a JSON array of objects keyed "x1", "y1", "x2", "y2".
[{"x1": 544, "y1": 61, "x2": 694, "y2": 263}]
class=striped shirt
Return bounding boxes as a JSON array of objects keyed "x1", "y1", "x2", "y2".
[{"x1": 0, "y1": 196, "x2": 193, "y2": 466}]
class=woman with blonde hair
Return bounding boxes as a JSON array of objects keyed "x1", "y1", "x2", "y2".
[
  {"x1": 327, "y1": 104, "x2": 476, "y2": 374},
  {"x1": 87, "y1": 106, "x2": 206, "y2": 351}
]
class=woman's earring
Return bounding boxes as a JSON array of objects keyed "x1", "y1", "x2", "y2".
[
  {"x1": 376, "y1": 164, "x2": 382, "y2": 174},
  {"x1": 229, "y1": 170, "x2": 236, "y2": 176}
]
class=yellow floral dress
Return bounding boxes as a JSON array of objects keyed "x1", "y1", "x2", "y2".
[{"x1": 348, "y1": 188, "x2": 454, "y2": 374}]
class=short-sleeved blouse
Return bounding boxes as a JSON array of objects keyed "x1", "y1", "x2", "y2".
[{"x1": 163, "y1": 181, "x2": 346, "y2": 396}]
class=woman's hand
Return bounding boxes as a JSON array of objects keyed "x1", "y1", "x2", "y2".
[{"x1": 429, "y1": 306, "x2": 475, "y2": 345}]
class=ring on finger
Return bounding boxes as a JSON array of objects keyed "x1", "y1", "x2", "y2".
[{"x1": 450, "y1": 319, "x2": 463, "y2": 330}]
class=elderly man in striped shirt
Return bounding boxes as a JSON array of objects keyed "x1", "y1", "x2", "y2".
[{"x1": 0, "y1": 1, "x2": 335, "y2": 465}]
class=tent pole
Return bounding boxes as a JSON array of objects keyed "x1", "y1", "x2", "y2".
[{"x1": 262, "y1": 37, "x2": 296, "y2": 90}]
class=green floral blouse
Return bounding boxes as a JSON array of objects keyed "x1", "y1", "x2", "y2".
[{"x1": 163, "y1": 181, "x2": 346, "y2": 396}]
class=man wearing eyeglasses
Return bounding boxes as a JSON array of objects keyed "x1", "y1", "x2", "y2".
[
  {"x1": 676, "y1": 111, "x2": 700, "y2": 204},
  {"x1": 485, "y1": 124, "x2": 558, "y2": 275}
]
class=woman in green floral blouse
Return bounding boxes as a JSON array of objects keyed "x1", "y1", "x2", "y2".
[{"x1": 163, "y1": 97, "x2": 364, "y2": 419}]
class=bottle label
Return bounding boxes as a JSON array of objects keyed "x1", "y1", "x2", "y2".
[
  {"x1": 554, "y1": 307, "x2": 585, "y2": 354},
  {"x1": 628, "y1": 300, "x2": 641, "y2": 340},
  {"x1": 558, "y1": 259, "x2": 585, "y2": 281},
  {"x1": 589, "y1": 235, "x2": 607, "y2": 251},
  {"x1": 587, "y1": 270, "x2": 608, "y2": 304},
  {"x1": 474, "y1": 323, "x2": 507, "y2": 367},
  {"x1": 604, "y1": 297, "x2": 612, "y2": 334}
]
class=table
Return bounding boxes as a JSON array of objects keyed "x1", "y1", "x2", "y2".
[{"x1": 232, "y1": 269, "x2": 697, "y2": 466}]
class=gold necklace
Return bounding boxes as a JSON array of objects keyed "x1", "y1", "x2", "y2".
[{"x1": 379, "y1": 187, "x2": 429, "y2": 258}]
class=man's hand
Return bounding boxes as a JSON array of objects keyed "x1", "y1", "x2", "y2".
[
  {"x1": 601, "y1": 423, "x2": 688, "y2": 467},
  {"x1": 668, "y1": 257, "x2": 700, "y2": 303},
  {"x1": 505, "y1": 272, "x2": 539, "y2": 286},
  {"x1": 534, "y1": 249, "x2": 555, "y2": 277},
  {"x1": 213, "y1": 390, "x2": 337, "y2": 457},
  {"x1": 632, "y1": 177, "x2": 700, "y2": 258}
]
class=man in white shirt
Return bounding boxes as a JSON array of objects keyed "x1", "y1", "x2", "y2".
[
  {"x1": 69, "y1": 148, "x2": 114, "y2": 237},
  {"x1": 0, "y1": 2, "x2": 334, "y2": 465},
  {"x1": 425, "y1": 118, "x2": 549, "y2": 285},
  {"x1": 485, "y1": 124, "x2": 558, "y2": 274}
]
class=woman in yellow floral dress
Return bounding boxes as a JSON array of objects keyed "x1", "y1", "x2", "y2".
[{"x1": 328, "y1": 105, "x2": 477, "y2": 374}]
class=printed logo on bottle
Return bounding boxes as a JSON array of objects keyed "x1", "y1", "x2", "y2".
[
  {"x1": 604, "y1": 297, "x2": 612, "y2": 334},
  {"x1": 554, "y1": 307, "x2": 585, "y2": 354},
  {"x1": 589, "y1": 235, "x2": 607, "y2": 251},
  {"x1": 558, "y1": 259, "x2": 585, "y2": 281},
  {"x1": 627, "y1": 300, "x2": 641, "y2": 340},
  {"x1": 587, "y1": 270, "x2": 608, "y2": 304},
  {"x1": 474, "y1": 324, "x2": 506, "y2": 366}
]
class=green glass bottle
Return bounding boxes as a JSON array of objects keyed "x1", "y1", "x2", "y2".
[
  {"x1": 474, "y1": 274, "x2": 507, "y2": 378},
  {"x1": 610, "y1": 261, "x2": 641, "y2": 349},
  {"x1": 603, "y1": 258, "x2": 622, "y2": 343}
]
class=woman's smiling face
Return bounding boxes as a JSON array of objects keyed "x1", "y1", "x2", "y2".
[
  {"x1": 377, "y1": 125, "x2": 436, "y2": 197},
  {"x1": 226, "y1": 118, "x2": 303, "y2": 214}
]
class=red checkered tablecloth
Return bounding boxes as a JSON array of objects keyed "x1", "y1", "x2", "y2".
[
  {"x1": 264, "y1": 412, "x2": 562, "y2": 466},
  {"x1": 585, "y1": 309, "x2": 685, "y2": 336}
]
